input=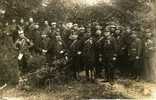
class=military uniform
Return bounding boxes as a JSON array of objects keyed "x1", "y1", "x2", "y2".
[
  {"x1": 15, "y1": 34, "x2": 34, "y2": 75},
  {"x1": 143, "y1": 36, "x2": 156, "y2": 80},
  {"x1": 93, "y1": 34, "x2": 103, "y2": 78},
  {"x1": 69, "y1": 36, "x2": 83, "y2": 80},
  {"x1": 127, "y1": 33, "x2": 142, "y2": 79},
  {"x1": 31, "y1": 25, "x2": 42, "y2": 54},
  {"x1": 101, "y1": 34, "x2": 117, "y2": 82},
  {"x1": 83, "y1": 35, "x2": 95, "y2": 80},
  {"x1": 9, "y1": 22, "x2": 18, "y2": 43}
]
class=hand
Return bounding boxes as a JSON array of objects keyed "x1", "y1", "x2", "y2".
[
  {"x1": 136, "y1": 56, "x2": 140, "y2": 60},
  {"x1": 42, "y1": 49, "x2": 47, "y2": 53},
  {"x1": 60, "y1": 50, "x2": 64, "y2": 54},
  {"x1": 77, "y1": 51, "x2": 82, "y2": 55},
  {"x1": 113, "y1": 57, "x2": 117, "y2": 61}
]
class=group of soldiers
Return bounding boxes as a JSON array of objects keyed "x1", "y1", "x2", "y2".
[{"x1": 1, "y1": 17, "x2": 156, "y2": 85}]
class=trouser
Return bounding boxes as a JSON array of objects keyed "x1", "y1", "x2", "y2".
[
  {"x1": 85, "y1": 63, "x2": 95, "y2": 80},
  {"x1": 18, "y1": 55, "x2": 28, "y2": 75},
  {"x1": 94, "y1": 55, "x2": 102, "y2": 78},
  {"x1": 103, "y1": 57, "x2": 115, "y2": 82},
  {"x1": 144, "y1": 57, "x2": 156, "y2": 81},
  {"x1": 71, "y1": 55, "x2": 82, "y2": 80},
  {"x1": 129, "y1": 59, "x2": 142, "y2": 79}
]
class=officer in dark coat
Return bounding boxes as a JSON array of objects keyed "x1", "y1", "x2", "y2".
[
  {"x1": 17, "y1": 18, "x2": 26, "y2": 31},
  {"x1": 46, "y1": 35, "x2": 57, "y2": 66},
  {"x1": 114, "y1": 26, "x2": 126, "y2": 74},
  {"x1": 69, "y1": 33, "x2": 83, "y2": 80},
  {"x1": 42, "y1": 21, "x2": 51, "y2": 36},
  {"x1": 83, "y1": 31, "x2": 95, "y2": 81},
  {"x1": 9, "y1": 19, "x2": 18, "y2": 42},
  {"x1": 127, "y1": 31, "x2": 142, "y2": 80},
  {"x1": 49, "y1": 22, "x2": 57, "y2": 38},
  {"x1": 101, "y1": 30, "x2": 117, "y2": 82},
  {"x1": 31, "y1": 24, "x2": 42, "y2": 54},
  {"x1": 26, "y1": 17, "x2": 36, "y2": 40},
  {"x1": 93, "y1": 29, "x2": 104, "y2": 78}
]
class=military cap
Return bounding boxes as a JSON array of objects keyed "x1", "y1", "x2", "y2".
[
  {"x1": 51, "y1": 22, "x2": 56, "y2": 25},
  {"x1": 79, "y1": 26, "x2": 85, "y2": 30},
  {"x1": 110, "y1": 24, "x2": 116, "y2": 28}
]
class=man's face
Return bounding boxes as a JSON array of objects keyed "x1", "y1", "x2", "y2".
[
  {"x1": 19, "y1": 33, "x2": 25, "y2": 38},
  {"x1": 29, "y1": 18, "x2": 33, "y2": 23},
  {"x1": 51, "y1": 24, "x2": 56, "y2": 28},
  {"x1": 146, "y1": 32, "x2": 152, "y2": 38},
  {"x1": 12, "y1": 19, "x2": 16, "y2": 23},
  {"x1": 126, "y1": 27, "x2": 131, "y2": 33},
  {"x1": 86, "y1": 28, "x2": 91, "y2": 33},
  {"x1": 110, "y1": 27, "x2": 116, "y2": 32},
  {"x1": 115, "y1": 29, "x2": 121, "y2": 35},
  {"x1": 44, "y1": 21, "x2": 48, "y2": 25},
  {"x1": 104, "y1": 31, "x2": 111, "y2": 37},
  {"x1": 96, "y1": 30, "x2": 102, "y2": 36},
  {"x1": 20, "y1": 19, "x2": 24, "y2": 24}
]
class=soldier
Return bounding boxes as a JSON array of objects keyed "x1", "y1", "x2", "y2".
[
  {"x1": 82, "y1": 31, "x2": 95, "y2": 81},
  {"x1": 9, "y1": 19, "x2": 18, "y2": 42},
  {"x1": 31, "y1": 24, "x2": 42, "y2": 54},
  {"x1": 93, "y1": 29, "x2": 103, "y2": 78},
  {"x1": 114, "y1": 26, "x2": 126, "y2": 74},
  {"x1": 143, "y1": 29, "x2": 156, "y2": 81},
  {"x1": 101, "y1": 30, "x2": 117, "y2": 83},
  {"x1": 69, "y1": 33, "x2": 83, "y2": 80},
  {"x1": 53, "y1": 35, "x2": 66, "y2": 68},
  {"x1": 49, "y1": 22, "x2": 57, "y2": 38},
  {"x1": 17, "y1": 18, "x2": 25, "y2": 31},
  {"x1": 26, "y1": 17, "x2": 36, "y2": 40},
  {"x1": 42, "y1": 20, "x2": 51, "y2": 36},
  {"x1": 14, "y1": 31, "x2": 34, "y2": 75},
  {"x1": 109, "y1": 24, "x2": 116, "y2": 36},
  {"x1": 127, "y1": 31, "x2": 142, "y2": 80},
  {"x1": 2, "y1": 22, "x2": 14, "y2": 48}
]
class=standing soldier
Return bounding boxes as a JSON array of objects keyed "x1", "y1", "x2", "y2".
[
  {"x1": 69, "y1": 32, "x2": 83, "y2": 80},
  {"x1": 109, "y1": 24, "x2": 116, "y2": 36},
  {"x1": 101, "y1": 30, "x2": 117, "y2": 83},
  {"x1": 31, "y1": 24, "x2": 42, "y2": 54},
  {"x1": 83, "y1": 30, "x2": 95, "y2": 81},
  {"x1": 127, "y1": 31, "x2": 142, "y2": 80},
  {"x1": 93, "y1": 29, "x2": 104, "y2": 78},
  {"x1": 53, "y1": 34, "x2": 66, "y2": 69},
  {"x1": 9, "y1": 19, "x2": 18, "y2": 42},
  {"x1": 17, "y1": 18, "x2": 25, "y2": 31},
  {"x1": 26, "y1": 17, "x2": 36, "y2": 40},
  {"x1": 49, "y1": 22, "x2": 57, "y2": 38},
  {"x1": 114, "y1": 26, "x2": 126, "y2": 74},
  {"x1": 42, "y1": 20, "x2": 51, "y2": 36},
  {"x1": 143, "y1": 29, "x2": 156, "y2": 81},
  {"x1": 14, "y1": 32, "x2": 34, "y2": 75}
]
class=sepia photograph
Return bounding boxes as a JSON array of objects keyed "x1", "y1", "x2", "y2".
[{"x1": 0, "y1": 0, "x2": 156, "y2": 99}]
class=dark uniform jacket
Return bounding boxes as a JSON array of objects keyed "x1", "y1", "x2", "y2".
[
  {"x1": 83, "y1": 37, "x2": 95, "y2": 64},
  {"x1": 101, "y1": 36, "x2": 117, "y2": 59},
  {"x1": 128, "y1": 37, "x2": 142, "y2": 61}
]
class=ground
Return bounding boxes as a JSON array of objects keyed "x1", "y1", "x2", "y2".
[{"x1": 1, "y1": 79, "x2": 156, "y2": 100}]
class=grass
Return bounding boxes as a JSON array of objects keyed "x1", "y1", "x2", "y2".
[{"x1": 1, "y1": 80, "x2": 156, "y2": 100}]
